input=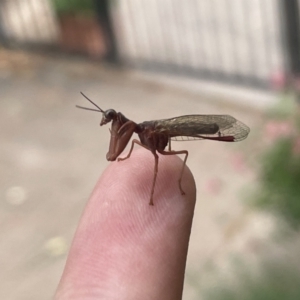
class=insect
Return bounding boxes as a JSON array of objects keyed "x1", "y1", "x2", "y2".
[{"x1": 76, "y1": 92, "x2": 250, "y2": 205}]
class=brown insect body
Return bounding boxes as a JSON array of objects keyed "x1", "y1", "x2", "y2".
[{"x1": 76, "y1": 93, "x2": 250, "y2": 205}]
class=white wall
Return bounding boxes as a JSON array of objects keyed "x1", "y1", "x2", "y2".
[{"x1": 0, "y1": 0, "x2": 59, "y2": 43}]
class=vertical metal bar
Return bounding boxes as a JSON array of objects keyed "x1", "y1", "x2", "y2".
[
  {"x1": 241, "y1": 0, "x2": 258, "y2": 84},
  {"x1": 233, "y1": 0, "x2": 250, "y2": 83},
  {"x1": 224, "y1": 0, "x2": 239, "y2": 80},
  {"x1": 0, "y1": 1, "x2": 8, "y2": 46},
  {"x1": 267, "y1": 0, "x2": 285, "y2": 75},
  {"x1": 168, "y1": 0, "x2": 185, "y2": 66},
  {"x1": 94, "y1": 0, "x2": 119, "y2": 62},
  {"x1": 133, "y1": 1, "x2": 152, "y2": 61},
  {"x1": 279, "y1": 0, "x2": 300, "y2": 100},
  {"x1": 228, "y1": 0, "x2": 248, "y2": 82},
  {"x1": 12, "y1": 0, "x2": 29, "y2": 42},
  {"x1": 191, "y1": 0, "x2": 208, "y2": 73},
  {"x1": 41, "y1": 0, "x2": 59, "y2": 44},
  {"x1": 123, "y1": 0, "x2": 140, "y2": 61},
  {"x1": 125, "y1": 0, "x2": 143, "y2": 61},
  {"x1": 257, "y1": 0, "x2": 274, "y2": 80},
  {"x1": 178, "y1": 1, "x2": 195, "y2": 69},
  {"x1": 195, "y1": 0, "x2": 213, "y2": 74},
  {"x1": 148, "y1": 0, "x2": 167, "y2": 63},
  {"x1": 116, "y1": 0, "x2": 136, "y2": 60},
  {"x1": 27, "y1": 0, "x2": 42, "y2": 41},
  {"x1": 156, "y1": 0, "x2": 174, "y2": 64},
  {"x1": 140, "y1": 0, "x2": 159, "y2": 64},
  {"x1": 208, "y1": 0, "x2": 223, "y2": 76},
  {"x1": 164, "y1": 0, "x2": 183, "y2": 67},
  {"x1": 279, "y1": 0, "x2": 300, "y2": 77}
]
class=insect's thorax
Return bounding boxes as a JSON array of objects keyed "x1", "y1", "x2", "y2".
[{"x1": 137, "y1": 121, "x2": 168, "y2": 152}]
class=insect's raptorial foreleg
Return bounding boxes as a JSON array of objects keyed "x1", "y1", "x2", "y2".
[
  {"x1": 117, "y1": 139, "x2": 150, "y2": 161},
  {"x1": 158, "y1": 150, "x2": 189, "y2": 195}
]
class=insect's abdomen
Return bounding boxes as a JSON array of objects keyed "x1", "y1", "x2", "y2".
[{"x1": 154, "y1": 119, "x2": 219, "y2": 137}]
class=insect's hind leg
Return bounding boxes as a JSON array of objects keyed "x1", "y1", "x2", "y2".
[
  {"x1": 157, "y1": 149, "x2": 189, "y2": 195},
  {"x1": 117, "y1": 139, "x2": 150, "y2": 161}
]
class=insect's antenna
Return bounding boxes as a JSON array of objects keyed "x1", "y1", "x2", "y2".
[
  {"x1": 75, "y1": 105, "x2": 102, "y2": 112},
  {"x1": 76, "y1": 92, "x2": 104, "y2": 112}
]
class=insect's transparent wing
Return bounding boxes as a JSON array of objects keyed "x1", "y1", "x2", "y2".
[{"x1": 154, "y1": 115, "x2": 250, "y2": 142}]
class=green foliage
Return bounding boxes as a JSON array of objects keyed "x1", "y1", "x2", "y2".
[
  {"x1": 52, "y1": 0, "x2": 94, "y2": 15},
  {"x1": 257, "y1": 136, "x2": 300, "y2": 227}
]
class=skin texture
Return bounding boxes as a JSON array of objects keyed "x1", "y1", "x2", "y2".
[{"x1": 55, "y1": 148, "x2": 196, "y2": 300}]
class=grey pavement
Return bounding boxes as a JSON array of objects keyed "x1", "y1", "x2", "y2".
[{"x1": 0, "y1": 49, "x2": 269, "y2": 300}]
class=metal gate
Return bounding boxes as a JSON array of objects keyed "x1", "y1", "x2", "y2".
[
  {"x1": 1, "y1": 0, "x2": 300, "y2": 91},
  {"x1": 111, "y1": 0, "x2": 286, "y2": 89}
]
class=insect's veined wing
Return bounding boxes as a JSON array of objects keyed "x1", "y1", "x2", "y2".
[{"x1": 154, "y1": 115, "x2": 250, "y2": 142}]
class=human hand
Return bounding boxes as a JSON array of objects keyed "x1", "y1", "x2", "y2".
[{"x1": 55, "y1": 149, "x2": 196, "y2": 300}]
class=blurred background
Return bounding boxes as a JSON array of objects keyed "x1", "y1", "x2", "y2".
[{"x1": 1, "y1": 0, "x2": 300, "y2": 299}]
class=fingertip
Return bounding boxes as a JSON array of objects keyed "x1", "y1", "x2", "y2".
[{"x1": 56, "y1": 148, "x2": 197, "y2": 299}]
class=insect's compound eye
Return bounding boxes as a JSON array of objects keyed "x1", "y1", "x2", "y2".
[{"x1": 105, "y1": 109, "x2": 117, "y2": 120}]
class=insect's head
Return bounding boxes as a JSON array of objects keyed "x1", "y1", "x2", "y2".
[
  {"x1": 100, "y1": 109, "x2": 117, "y2": 125},
  {"x1": 76, "y1": 92, "x2": 117, "y2": 126}
]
